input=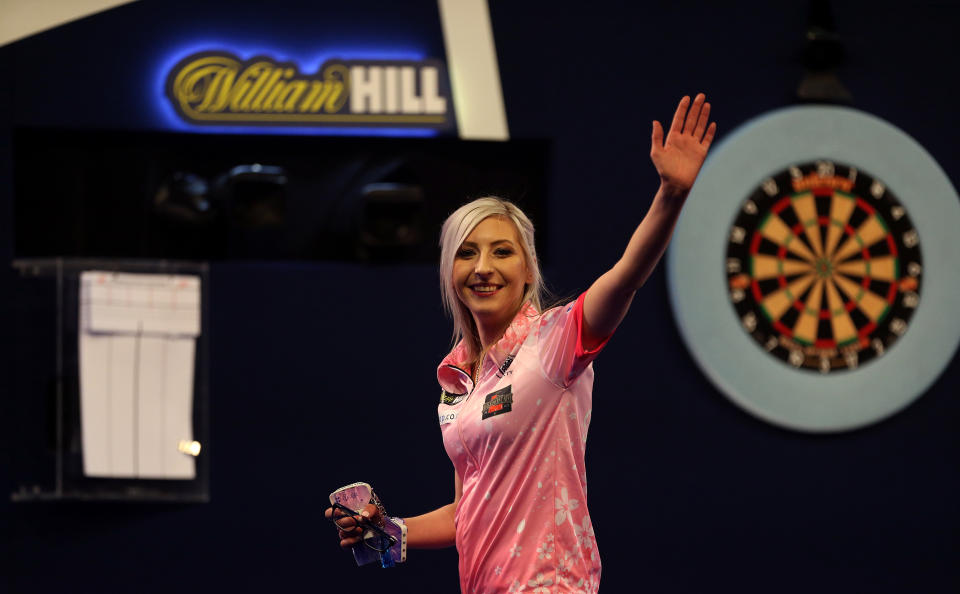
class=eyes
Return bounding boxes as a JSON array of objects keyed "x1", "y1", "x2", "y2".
[{"x1": 456, "y1": 246, "x2": 516, "y2": 259}]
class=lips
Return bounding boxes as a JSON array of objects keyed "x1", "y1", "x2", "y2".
[{"x1": 469, "y1": 284, "x2": 502, "y2": 297}]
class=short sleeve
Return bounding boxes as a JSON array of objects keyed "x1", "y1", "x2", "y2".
[{"x1": 535, "y1": 292, "x2": 611, "y2": 387}]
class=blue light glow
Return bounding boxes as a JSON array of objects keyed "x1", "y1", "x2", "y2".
[{"x1": 151, "y1": 39, "x2": 442, "y2": 137}]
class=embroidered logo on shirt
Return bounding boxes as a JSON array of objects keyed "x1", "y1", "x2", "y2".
[
  {"x1": 497, "y1": 355, "x2": 516, "y2": 377},
  {"x1": 440, "y1": 390, "x2": 466, "y2": 406},
  {"x1": 482, "y1": 385, "x2": 514, "y2": 420},
  {"x1": 439, "y1": 411, "x2": 457, "y2": 425}
]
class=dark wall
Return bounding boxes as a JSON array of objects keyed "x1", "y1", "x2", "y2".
[{"x1": 2, "y1": 1, "x2": 958, "y2": 592}]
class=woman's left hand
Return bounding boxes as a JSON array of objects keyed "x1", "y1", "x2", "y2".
[
  {"x1": 325, "y1": 503, "x2": 381, "y2": 549},
  {"x1": 650, "y1": 93, "x2": 717, "y2": 199}
]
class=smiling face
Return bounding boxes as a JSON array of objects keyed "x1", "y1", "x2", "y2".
[{"x1": 452, "y1": 215, "x2": 533, "y2": 338}]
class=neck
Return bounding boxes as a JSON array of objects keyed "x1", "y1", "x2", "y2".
[{"x1": 473, "y1": 306, "x2": 522, "y2": 353}]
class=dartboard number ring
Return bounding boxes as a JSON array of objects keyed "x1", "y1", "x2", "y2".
[{"x1": 725, "y1": 160, "x2": 923, "y2": 373}]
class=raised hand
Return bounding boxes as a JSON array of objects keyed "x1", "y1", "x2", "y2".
[{"x1": 650, "y1": 93, "x2": 717, "y2": 198}]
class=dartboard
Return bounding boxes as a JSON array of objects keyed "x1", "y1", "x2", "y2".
[
  {"x1": 667, "y1": 106, "x2": 960, "y2": 432},
  {"x1": 726, "y1": 161, "x2": 922, "y2": 373}
]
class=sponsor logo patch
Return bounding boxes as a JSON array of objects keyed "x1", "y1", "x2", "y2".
[
  {"x1": 440, "y1": 390, "x2": 466, "y2": 406},
  {"x1": 481, "y1": 385, "x2": 514, "y2": 420},
  {"x1": 439, "y1": 411, "x2": 457, "y2": 425}
]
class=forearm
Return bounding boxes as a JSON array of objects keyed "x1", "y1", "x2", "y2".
[
  {"x1": 583, "y1": 184, "x2": 687, "y2": 342},
  {"x1": 403, "y1": 502, "x2": 457, "y2": 549},
  {"x1": 613, "y1": 183, "x2": 687, "y2": 290}
]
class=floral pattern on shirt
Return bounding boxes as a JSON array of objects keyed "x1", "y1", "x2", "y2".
[{"x1": 555, "y1": 487, "x2": 580, "y2": 525}]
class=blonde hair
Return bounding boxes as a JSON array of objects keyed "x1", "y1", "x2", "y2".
[{"x1": 439, "y1": 197, "x2": 546, "y2": 358}]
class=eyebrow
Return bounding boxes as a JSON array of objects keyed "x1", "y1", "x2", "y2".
[{"x1": 459, "y1": 239, "x2": 516, "y2": 248}]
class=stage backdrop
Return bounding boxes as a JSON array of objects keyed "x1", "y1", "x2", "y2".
[{"x1": 1, "y1": 1, "x2": 957, "y2": 593}]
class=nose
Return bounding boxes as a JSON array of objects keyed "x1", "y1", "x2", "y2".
[{"x1": 474, "y1": 249, "x2": 493, "y2": 275}]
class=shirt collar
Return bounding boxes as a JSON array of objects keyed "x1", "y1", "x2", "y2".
[{"x1": 437, "y1": 302, "x2": 539, "y2": 394}]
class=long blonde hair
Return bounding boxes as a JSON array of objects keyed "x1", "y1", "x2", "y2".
[{"x1": 439, "y1": 197, "x2": 546, "y2": 358}]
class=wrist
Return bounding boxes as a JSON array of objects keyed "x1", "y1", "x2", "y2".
[{"x1": 655, "y1": 183, "x2": 689, "y2": 209}]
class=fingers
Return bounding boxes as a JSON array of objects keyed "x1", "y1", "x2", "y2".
[
  {"x1": 327, "y1": 506, "x2": 360, "y2": 537},
  {"x1": 328, "y1": 503, "x2": 383, "y2": 550},
  {"x1": 334, "y1": 513, "x2": 364, "y2": 548},
  {"x1": 362, "y1": 503, "x2": 380, "y2": 523},
  {"x1": 327, "y1": 506, "x2": 351, "y2": 524},
  {"x1": 669, "y1": 96, "x2": 689, "y2": 133},
  {"x1": 702, "y1": 122, "x2": 717, "y2": 147},
  {"x1": 668, "y1": 93, "x2": 714, "y2": 144},
  {"x1": 334, "y1": 515, "x2": 356, "y2": 530},
  {"x1": 693, "y1": 100, "x2": 711, "y2": 140},
  {"x1": 651, "y1": 120, "x2": 664, "y2": 151},
  {"x1": 682, "y1": 93, "x2": 705, "y2": 135},
  {"x1": 339, "y1": 528, "x2": 363, "y2": 548}
]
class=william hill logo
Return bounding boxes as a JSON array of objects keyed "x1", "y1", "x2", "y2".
[{"x1": 165, "y1": 51, "x2": 452, "y2": 129}]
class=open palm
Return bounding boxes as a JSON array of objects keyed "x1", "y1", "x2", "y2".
[{"x1": 650, "y1": 93, "x2": 717, "y2": 197}]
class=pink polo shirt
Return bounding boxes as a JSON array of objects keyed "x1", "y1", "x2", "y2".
[{"x1": 437, "y1": 294, "x2": 608, "y2": 593}]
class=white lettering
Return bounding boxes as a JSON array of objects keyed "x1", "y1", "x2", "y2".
[
  {"x1": 350, "y1": 66, "x2": 382, "y2": 113},
  {"x1": 400, "y1": 67, "x2": 423, "y2": 114},
  {"x1": 421, "y1": 66, "x2": 446, "y2": 114},
  {"x1": 383, "y1": 66, "x2": 399, "y2": 113}
]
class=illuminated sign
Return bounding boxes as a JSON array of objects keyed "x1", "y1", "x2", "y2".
[{"x1": 165, "y1": 51, "x2": 452, "y2": 130}]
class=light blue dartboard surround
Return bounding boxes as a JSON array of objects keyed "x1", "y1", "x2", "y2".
[{"x1": 666, "y1": 105, "x2": 960, "y2": 432}]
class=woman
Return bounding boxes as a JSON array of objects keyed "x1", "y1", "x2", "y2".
[{"x1": 327, "y1": 94, "x2": 716, "y2": 593}]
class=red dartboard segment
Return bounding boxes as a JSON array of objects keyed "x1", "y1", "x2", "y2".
[
  {"x1": 855, "y1": 197, "x2": 875, "y2": 215},
  {"x1": 772, "y1": 196, "x2": 792, "y2": 214},
  {"x1": 886, "y1": 283, "x2": 898, "y2": 303},
  {"x1": 773, "y1": 320, "x2": 793, "y2": 338}
]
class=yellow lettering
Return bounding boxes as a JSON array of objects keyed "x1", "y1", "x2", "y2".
[
  {"x1": 262, "y1": 68, "x2": 296, "y2": 112},
  {"x1": 791, "y1": 174, "x2": 854, "y2": 193},
  {"x1": 250, "y1": 67, "x2": 284, "y2": 112},
  {"x1": 299, "y1": 81, "x2": 325, "y2": 113},
  {"x1": 323, "y1": 64, "x2": 348, "y2": 112},
  {"x1": 231, "y1": 62, "x2": 272, "y2": 111},
  {"x1": 171, "y1": 55, "x2": 241, "y2": 116},
  {"x1": 306, "y1": 84, "x2": 334, "y2": 113},
  {"x1": 282, "y1": 80, "x2": 308, "y2": 112},
  {"x1": 225, "y1": 73, "x2": 252, "y2": 112},
  {"x1": 195, "y1": 67, "x2": 234, "y2": 112}
]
